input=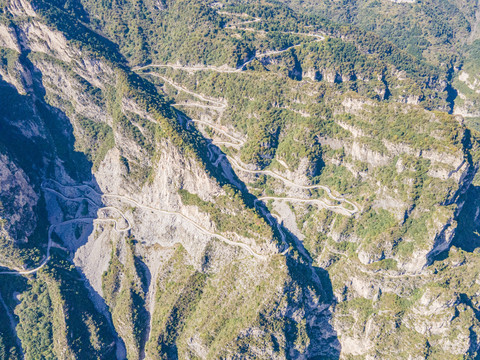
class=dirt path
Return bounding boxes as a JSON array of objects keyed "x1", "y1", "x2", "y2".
[
  {"x1": 0, "y1": 186, "x2": 132, "y2": 276},
  {"x1": 174, "y1": 102, "x2": 225, "y2": 111},
  {"x1": 151, "y1": 74, "x2": 227, "y2": 108},
  {"x1": 225, "y1": 155, "x2": 358, "y2": 215},
  {"x1": 45, "y1": 181, "x2": 268, "y2": 261},
  {"x1": 133, "y1": 63, "x2": 240, "y2": 73},
  {"x1": 134, "y1": 37, "x2": 322, "y2": 74},
  {"x1": 258, "y1": 196, "x2": 354, "y2": 216},
  {"x1": 133, "y1": 22, "x2": 324, "y2": 75},
  {"x1": 100, "y1": 193, "x2": 268, "y2": 261},
  {"x1": 183, "y1": 116, "x2": 358, "y2": 215}
]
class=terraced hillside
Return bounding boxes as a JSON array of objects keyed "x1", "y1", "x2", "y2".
[{"x1": 0, "y1": 0, "x2": 479, "y2": 359}]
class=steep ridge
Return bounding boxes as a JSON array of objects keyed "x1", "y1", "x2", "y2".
[
  {"x1": 0, "y1": 0, "x2": 479, "y2": 359},
  {"x1": 0, "y1": 0, "x2": 340, "y2": 359}
]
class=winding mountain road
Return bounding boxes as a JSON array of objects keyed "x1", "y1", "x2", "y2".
[
  {"x1": 43, "y1": 186, "x2": 132, "y2": 231},
  {"x1": 225, "y1": 155, "x2": 358, "y2": 215},
  {"x1": 133, "y1": 73, "x2": 358, "y2": 217},
  {"x1": 190, "y1": 119, "x2": 242, "y2": 144},
  {"x1": 135, "y1": 37, "x2": 321, "y2": 75},
  {"x1": 173, "y1": 102, "x2": 226, "y2": 111},
  {"x1": 0, "y1": 186, "x2": 132, "y2": 276},
  {"x1": 133, "y1": 63, "x2": 240, "y2": 74},
  {"x1": 151, "y1": 75, "x2": 227, "y2": 108},
  {"x1": 98, "y1": 194, "x2": 268, "y2": 261},
  {"x1": 133, "y1": 20, "x2": 324, "y2": 76},
  {"x1": 182, "y1": 114, "x2": 358, "y2": 216},
  {"x1": 45, "y1": 182, "x2": 268, "y2": 261},
  {"x1": 2, "y1": 24, "x2": 353, "y2": 275},
  {"x1": 0, "y1": 218, "x2": 92, "y2": 276},
  {"x1": 258, "y1": 196, "x2": 354, "y2": 216}
]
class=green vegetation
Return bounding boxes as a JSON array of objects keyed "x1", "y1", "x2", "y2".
[
  {"x1": 356, "y1": 208, "x2": 397, "y2": 244},
  {"x1": 0, "y1": 293, "x2": 21, "y2": 360},
  {"x1": 0, "y1": 187, "x2": 48, "y2": 271},
  {"x1": 338, "y1": 107, "x2": 464, "y2": 153},
  {"x1": 102, "y1": 237, "x2": 148, "y2": 360},
  {"x1": 147, "y1": 244, "x2": 323, "y2": 359},
  {"x1": 18, "y1": 0, "x2": 218, "y2": 181},
  {"x1": 147, "y1": 245, "x2": 206, "y2": 358},
  {"x1": 16, "y1": 281, "x2": 55, "y2": 359},
  {"x1": 31, "y1": 0, "x2": 125, "y2": 64},
  {"x1": 278, "y1": 0, "x2": 474, "y2": 65},
  {"x1": 0, "y1": 237, "x2": 43, "y2": 271},
  {"x1": 15, "y1": 250, "x2": 116, "y2": 360},
  {"x1": 1, "y1": 0, "x2": 480, "y2": 358},
  {"x1": 76, "y1": 116, "x2": 115, "y2": 170},
  {"x1": 0, "y1": 48, "x2": 20, "y2": 84},
  {"x1": 178, "y1": 187, "x2": 273, "y2": 242}
]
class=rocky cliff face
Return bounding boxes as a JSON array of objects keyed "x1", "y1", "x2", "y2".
[
  {"x1": 0, "y1": 153, "x2": 37, "y2": 244},
  {"x1": 0, "y1": 1, "x2": 337, "y2": 359},
  {"x1": 0, "y1": 0, "x2": 480, "y2": 359}
]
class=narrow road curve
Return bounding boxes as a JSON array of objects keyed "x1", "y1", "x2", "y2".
[
  {"x1": 43, "y1": 186, "x2": 101, "y2": 207},
  {"x1": 218, "y1": 10, "x2": 325, "y2": 40},
  {"x1": 43, "y1": 187, "x2": 132, "y2": 231},
  {"x1": 190, "y1": 119, "x2": 242, "y2": 144},
  {"x1": 193, "y1": 120, "x2": 357, "y2": 255},
  {"x1": 222, "y1": 15, "x2": 262, "y2": 28},
  {"x1": 258, "y1": 196, "x2": 355, "y2": 216},
  {"x1": 173, "y1": 102, "x2": 226, "y2": 111},
  {"x1": 133, "y1": 23, "x2": 324, "y2": 75},
  {"x1": 43, "y1": 181, "x2": 268, "y2": 261},
  {"x1": 163, "y1": 97, "x2": 353, "y2": 213},
  {"x1": 135, "y1": 38, "x2": 321, "y2": 75},
  {"x1": 187, "y1": 117, "x2": 358, "y2": 215},
  {"x1": 133, "y1": 63, "x2": 239, "y2": 74},
  {"x1": 149, "y1": 74, "x2": 227, "y2": 107},
  {"x1": 0, "y1": 187, "x2": 132, "y2": 276},
  {"x1": 213, "y1": 141, "x2": 242, "y2": 150},
  {"x1": 0, "y1": 218, "x2": 85, "y2": 276},
  {"x1": 226, "y1": 155, "x2": 358, "y2": 215},
  {"x1": 97, "y1": 207, "x2": 132, "y2": 232},
  {"x1": 99, "y1": 193, "x2": 268, "y2": 261}
]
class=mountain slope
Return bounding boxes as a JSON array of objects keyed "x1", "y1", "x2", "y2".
[{"x1": 0, "y1": 0, "x2": 479, "y2": 359}]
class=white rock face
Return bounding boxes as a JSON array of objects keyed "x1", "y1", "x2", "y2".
[
  {"x1": 0, "y1": 15, "x2": 284, "y2": 354},
  {"x1": 454, "y1": 71, "x2": 480, "y2": 117},
  {"x1": 3, "y1": 26, "x2": 280, "y2": 347},
  {"x1": 406, "y1": 289, "x2": 473, "y2": 354},
  {"x1": 0, "y1": 153, "x2": 38, "y2": 244},
  {"x1": 303, "y1": 68, "x2": 322, "y2": 81},
  {"x1": 454, "y1": 104, "x2": 480, "y2": 118},
  {"x1": 341, "y1": 97, "x2": 374, "y2": 115},
  {"x1": 8, "y1": 0, "x2": 36, "y2": 17},
  {"x1": 1, "y1": 3, "x2": 478, "y2": 358},
  {"x1": 18, "y1": 21, "x2": 80, "y2": 62},
  {"x1": 458, "y1": 70, "x2": 480, "y2": 93},
  {"x1": 0, "y1": 25, "x2": 20, "y2": 52},
  {"x1": 323, "y1": 70, "x2": 342, "y2": 83},
  {"x1": 350, "y1": 141, "x2": 390, "y2": 167},
  {"x1": 336, "y1": 121, "x2": 365, "y2": 138}
]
